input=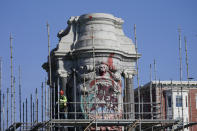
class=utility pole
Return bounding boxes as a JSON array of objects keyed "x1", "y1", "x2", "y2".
[{"x1": 10, "y1": 33, "x2": 14, "y2": 125}]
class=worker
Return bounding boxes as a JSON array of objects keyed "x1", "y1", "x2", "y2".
[{"x1": 59, "y1": 89, "x2": 67, "y2": 119}]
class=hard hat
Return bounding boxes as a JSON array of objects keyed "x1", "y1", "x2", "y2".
[{"x1": 60, "y1": 90, "x2": 64, "y2": 95}]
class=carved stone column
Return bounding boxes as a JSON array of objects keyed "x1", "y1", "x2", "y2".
[
  {"x1": 124, "y1": 72, "x2": 135, "y2": 119},
  {"x1": 57, "y1": 69, "x2": 68, "y2": 96}
]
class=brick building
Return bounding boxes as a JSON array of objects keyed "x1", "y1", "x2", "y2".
[{"x1": 134, "y1": 80, "x2": 197, "y2": 131}]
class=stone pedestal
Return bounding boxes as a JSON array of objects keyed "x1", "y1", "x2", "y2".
[{"x1": 43, "y1": 13, "x2": 140, "y2": 131}]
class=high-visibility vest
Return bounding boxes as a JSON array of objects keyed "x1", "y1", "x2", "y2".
[{"x1": 60, "y1": 95, "x2": 67, "y2": 108}]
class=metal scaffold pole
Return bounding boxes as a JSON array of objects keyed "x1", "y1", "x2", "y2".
[
  {"x1": 33, "y1": 102, "x2": 34, "y2": 123},
  {"x1": 47, "y1": 22, "x2": 52, "y2": 87},
  {"x1": 0, "y1": 57, "x2": 2, "y2": 130},
  {"x1": 26, "y1": 98, "x2": 28, "y2": 130},
  {"x1": 53, "y1": 83, "x2": 55, "y2": 120},
  {"x1": 3, "y1": 93, "x2": 5, "y2": 131},
  {"x1": 150, "y1": 64, "x2": 153, "y2": 120},
  {"x1": 6, "y1": 88, "x2": 9, "y2": 129},
  {"x1": 134, "y1": 24, "x2": 141, "y2": 131},
  {"x1": 178, "y1": 28, "x2": 184, "y2": 131},
  {"x1": 41, "y1": 82, "x2": 44, "y2": 122},
  {"x1": 73, "y1": 69, "x2": 77, "y2": 131},
  {"x1": 19, "y1": 66, "x2": 22, "y2": 131},
  {"x1": 153, "y1": 59, "x2": 158, "y2": 119},
  {"x1": 170, "y1": 80, "x2": 174, "y2": 121},
  {"x1": 184, "y1": 36, "x2": 193, "y2": 131},
  {"x1": 48, "y1": 87, "x2": 50, "y2": 119},
  {"x1": 10, "y1": 33, "x2": 14, "y2": 125},
  {"x1": 47, "y1": 22, "x2": 52, "y2": 131},
  {"x1": 159, "y1": 80, "x2": 162, "y2": 119},
  {"x1": 0, "y1": 57, "x2": 2, "y2": 131},
  {"x1": 153, "y1": 59, "x2": 157, "y2": 82},
  {"x1": 45, "y1": 79, "x2": 47, "y2": 121},
  {"x1": 185, "y1": 36, "x2": 189, "y2": 86},
  {"x1": 36, "y1": 88, "x2": 38, "y2": 123},
  {"x1": 50, "y1": 86, "x2": 52, "y2": 127},
  {"x1": 124, "y1": 76, "x2": 128, "y2": 120},
  {"x1": 91, "y1": 25, "x2": 98, "y2": 130},
  {"x1": 31, "y1": 94, "x2": 32, "y2": 126},
  {"x1": 82, "y1": 71, "x2": 87, "y2": 119},
  {"x1": 141, "y1": 97, "x2": 143, "y2": 119},
  {"x1": 57, "y1": 78, "x2": 60, "y2": 120},
  {"x1": 13, "y1": 77, "x2": 16, "y2": 124},
  {"x1": 23, "y1": 102, "x2": 24, "y2": 130}
]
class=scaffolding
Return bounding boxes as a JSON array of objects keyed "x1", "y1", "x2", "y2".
[
  {"x1": 3, "y1": 83, "x2": 183, "y2": 131},
  {"x1": 1, "y1": 17, "x2": 197, "y2": 131},
  {"x1": 2, "y1": 60, "x2": 197, "y2": 131}
]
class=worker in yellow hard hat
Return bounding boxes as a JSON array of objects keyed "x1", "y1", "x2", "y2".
[{"x1": 59, "y1": 89, "x2": 67, "y2": 119}]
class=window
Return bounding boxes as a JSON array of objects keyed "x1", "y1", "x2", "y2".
[
  {"x1": 196, "y1": 95, "x2": 197, "y2": 109},
  {"x1": 168, "y1": 96, "x2": 172, "y2": 107},
  {"x1": 185, "y1": 96, "x2": 187, "y2": 107},
  {"x1": 176, "y1": 95, "x2": 182, "y2": 107}
]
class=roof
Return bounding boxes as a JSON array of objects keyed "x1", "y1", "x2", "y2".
[
  {"x1": 140, "y1": 80, "x2": 197, "y2": 90},
  {"x1": 151, "y1": 80, "x2": 197, "y2": 85}
]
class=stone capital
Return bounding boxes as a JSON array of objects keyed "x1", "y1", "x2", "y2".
[
  {"x1": 57, "y1": 70, "x2": 68, "y2": 78},
  {"x1": 123, "y1": 71, "x2": 134, "y2": 79}
]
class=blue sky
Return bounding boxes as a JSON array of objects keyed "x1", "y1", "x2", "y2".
[{"x1": 0, "y1": 0, "x2": 197, "y2": 124}]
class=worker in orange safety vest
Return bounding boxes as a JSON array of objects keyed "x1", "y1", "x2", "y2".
[{"x1": 59, "y1": 90, "x2": 67, "y2": 119}]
